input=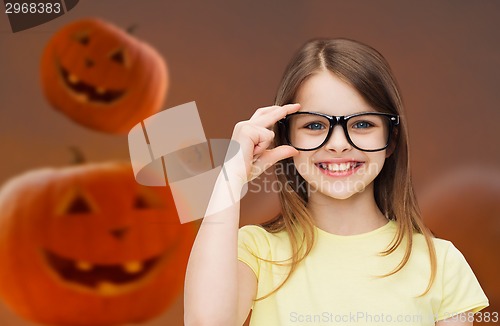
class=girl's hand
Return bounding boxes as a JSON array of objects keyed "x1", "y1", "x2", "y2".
[{"x1": 227, "y1": 103, "x2": 301, "y2": 184}]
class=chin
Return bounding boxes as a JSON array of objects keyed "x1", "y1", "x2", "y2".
[{"x1": 309, "y1": 179, "x2": 369, "y2": 200}]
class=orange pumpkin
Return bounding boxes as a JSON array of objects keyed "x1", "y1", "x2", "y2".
[
  {"x1": 40, "y1": 18, "x2": 168, "y2": 134},
  {"x1": 0, "y1": 162, "x2": 196, "y2": 325}
]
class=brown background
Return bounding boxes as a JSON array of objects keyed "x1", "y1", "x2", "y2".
[{"x1": 0, "y1": 0, "x2": 499, "y2": 325}]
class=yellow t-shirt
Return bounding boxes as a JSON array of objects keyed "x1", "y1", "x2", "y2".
[{"x1": 238, "y1": 220, "x2": 489, "y2": 326}]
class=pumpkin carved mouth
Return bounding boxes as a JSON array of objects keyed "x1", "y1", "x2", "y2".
[
  {"x1": 59, "y1": 65, "x2": 125, "y2": 103},
  {"x1": 43, "y1": 249, "x2": 161, "y2": 295}
]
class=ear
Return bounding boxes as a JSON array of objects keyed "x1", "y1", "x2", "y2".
[{"x1": 385, "y1": 128, "x2": 399, "y2": 158}]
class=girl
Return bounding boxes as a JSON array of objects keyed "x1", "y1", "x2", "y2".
[{"x1": 184, "y1": 38, "x2": 489, "y2": 326}]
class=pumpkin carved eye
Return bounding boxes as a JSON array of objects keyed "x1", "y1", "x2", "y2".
[
  {"x1": 66, "y1": 194, "x2": 93, "y2": 214},
  {"x1": 134, "y1": 190, "x2": 164, "y2": 210},
  {"x1": 110, "y1": 49, "x2": 126, "y2": 66},
  {"x1": 134, "y1": 195, "x2": 150, "y2": 209},
  {"x1": 75, "y1": 34, "x2": 90, "y2": 46}
]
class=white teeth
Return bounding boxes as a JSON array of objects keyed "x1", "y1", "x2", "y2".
[
  {"x1": 328, "y1": 163, "x2": 350, "y2": 171},
  {"x1": 96, "y1": 87, "x2": 106, "y2": 94},
  {"x1": 319, "y1": 162, "x2": 359, "y2": 172},
  {"x1": 123, "y1": 261, "x2": 143, "y2": 274},
  {"x1": 68, "y1": 74, "x2": 79, "y2": 84},
  {"x1": 74, "y1": 93, "x2": 88, "y2": 102},
  {"x1": 76, "y1": 261, "x2": 93, "y2": 271},
  {"x1": 97, "y1": 281, "x2": 120, "y2": 296},
  {"x1": 77, "y1": 260, "x2": 144, "y2": 274}
]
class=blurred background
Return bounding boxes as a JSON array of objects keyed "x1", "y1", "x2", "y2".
[{"x1": 0, "y1": 0, "x2": 499, "y2": 325}]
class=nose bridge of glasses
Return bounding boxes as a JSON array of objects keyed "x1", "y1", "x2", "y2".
[
  {"x1": 328, "y1": 115, "x2": 343, "y2": 130},
  {"x1": 325, "y1": 118, "x2": 351, "y2": 149},
  {"x1": 330, "y1": 115, "x2": 344, "y2": 128}
]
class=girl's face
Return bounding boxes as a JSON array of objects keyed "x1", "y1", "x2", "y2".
[{"x1": 292, "y1": 70, "x2": 389, "y2": 200}]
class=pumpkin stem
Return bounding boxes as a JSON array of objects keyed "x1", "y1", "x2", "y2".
[
  {"x1": 126, "y1": 24, "x2": 138, "y2": 34},
  {"x1": 69, "y1": 146, "x2": 85, "y2": 164}
]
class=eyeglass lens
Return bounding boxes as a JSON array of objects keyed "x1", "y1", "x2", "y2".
[{"x1": 287, "y1": 113, "x2": 391, "y2": 151}]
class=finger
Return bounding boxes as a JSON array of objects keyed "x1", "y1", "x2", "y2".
[
  {"x1": 250, "y1": 103, "x2": 299, "y2": 118},
  {"x1": 249, "y1": 105, "x2": 281, "y2": 119},
  {"x1": 249, "y1": 103, "x2": 301, "y2": 128},
  {"x1": 233, "y1": 124, "x2": 274, "y2": 161},
  {"x1": 252, "y1": 130, "x2": 275, "y2": 157},
  {"x1": 253, "y1": 103, "x2": 300, "y2": 124},
  {"x1": 250, "y1": 145, "x2": 299, "y2": 180}
]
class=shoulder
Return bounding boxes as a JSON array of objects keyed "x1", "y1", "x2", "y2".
[
  {"x1": 431, "y1": 237, "x2": 473, "y2": 272},
  {"x1": 411, "y1": 231, "x2": 452, "y2": 252},
  {"x1": 431, "y1": 237, "x2": 455, "y2": 258},
  {"x1": 239, "y1": 224, "x2": 289, "y2": 245},
  {"x1": 238, "y1": 224, "x2": 292, "y2": 258},
  {"x1": 430, "y1": 236, "x2": 468, "y2": 265},
  {"x1": 412, "y1": 233, "x2": 463, "y2": 262},
  {"x1": 412, "y1": 233, "x2": 479, "y2": 279},
  {"x1": 237, "y1": 224, "x2": 292, "y2": 277}
]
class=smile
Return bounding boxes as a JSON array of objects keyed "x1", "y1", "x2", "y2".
[
  {"x1": 42, "y1": 248, "x2": 163, "y2": 296},
  {"x1": 316, "y1": 162, "x2": 364, "y2": 177},
  {"x1": 59, "y1": 64, "x2": 125, "y2": 103}
]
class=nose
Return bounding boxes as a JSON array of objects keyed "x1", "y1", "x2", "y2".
[
  {"x1": 110, "y1": 227, "x2": 129, "y2": 240},
  {"x1": 323, "y1": 125, "x2": 352, "y2": 153}
]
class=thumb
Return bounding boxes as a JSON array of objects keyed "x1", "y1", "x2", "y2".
[{"x1": 250, "y1": 145, "x2": 298, "y2": 180}]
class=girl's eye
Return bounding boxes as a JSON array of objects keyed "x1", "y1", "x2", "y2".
[
  {"x1": 352, "y1": 121, "x2": 373, "y2": 129},
  {"x1": 305, "y1": 122, "x2": 325, "y2": 130}
]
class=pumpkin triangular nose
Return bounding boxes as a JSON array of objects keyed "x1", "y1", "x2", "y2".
[
  {"x1": 85, "y1": 58, "x2": 94, "y2": 68},
  {"x1": 110, "y1": 227, "x2": 129, "y2": 240}
]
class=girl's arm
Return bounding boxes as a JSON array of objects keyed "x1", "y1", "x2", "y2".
[
  {"x1": 184, "y1": 104, "x2": 300, "y2": 326},
  {"x1": 183, "y1": 184, "x2": 247, "y2": 326}
]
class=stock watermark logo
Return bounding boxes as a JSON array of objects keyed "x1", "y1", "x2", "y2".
[
  {"x1": 289, "y1": 310, "x2": 499, "y2": 324},
  {"x1": 3, "y1": 0, "x2": 79, "y2": 32},
  {"x1": 127, "y1": 102, "x2": 379, "y2": 223},
  {"x1": 128, "y1": 102, "x2": 248, "y2": 224}
]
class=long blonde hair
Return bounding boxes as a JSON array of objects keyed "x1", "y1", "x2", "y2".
[{"x1": 254, "y1": 38, "x2": 436, "y2": 301}]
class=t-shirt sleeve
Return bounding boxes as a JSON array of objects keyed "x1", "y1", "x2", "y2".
[
  {"x1": 436, "y1": 242, "x2": 489, "y2": 320},
  {"x1": 237, "y1": 225, "x2": 267, "y2": 280}
]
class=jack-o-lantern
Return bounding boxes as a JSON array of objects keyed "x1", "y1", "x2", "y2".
[
  {"x1": 40, "y1": 18, "x2": 168, "y2": 134},
  {"x1": 0, "y1": 162, "x2": 196, "y2": 325}
]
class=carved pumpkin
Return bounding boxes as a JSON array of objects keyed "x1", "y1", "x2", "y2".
[
  {"x1": 421, "y1": 169, "x2": 500, "y2": 324},
  {"x1": 40, "y1": 18, "x2": 168, "y2": 134},
  {"x1": 0, "y1": 162, "x2": 196, "y2": 325}
]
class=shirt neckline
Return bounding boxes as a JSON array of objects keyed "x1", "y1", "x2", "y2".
[{"x1": 314, "y1": 219, "x2": 396, "y2": 240}]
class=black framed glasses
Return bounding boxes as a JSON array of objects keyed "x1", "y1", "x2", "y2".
[{"x1": 279, "y1": 111, "x2": 400, "y2": 152}]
